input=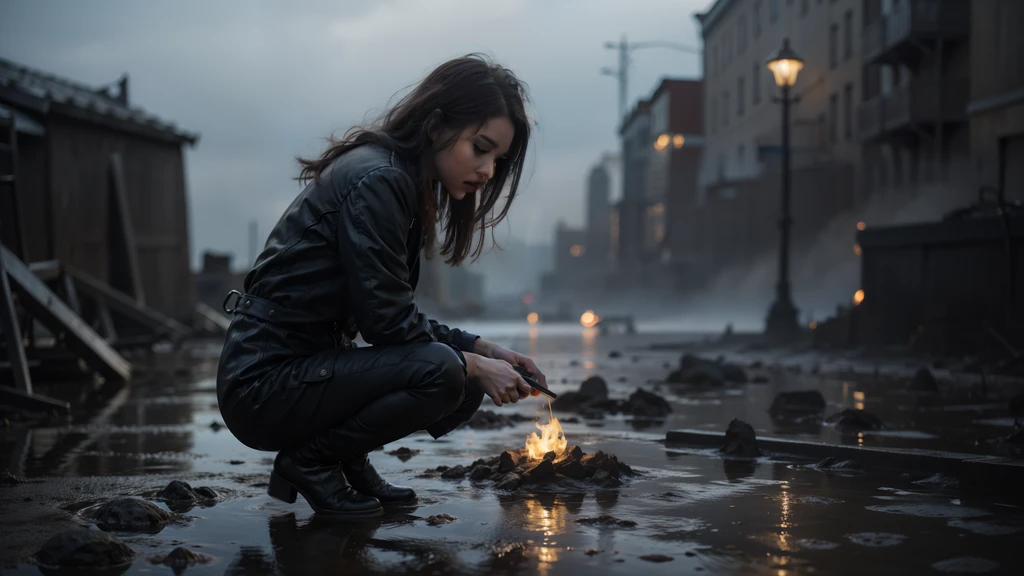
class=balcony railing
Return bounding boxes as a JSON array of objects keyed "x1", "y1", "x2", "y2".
[
  {"x1": 857, "y1": 75, "x2": 968, "y2": 141},
  {"x1": 861, "y1": 0, "x2": 969, "y2": 64}
]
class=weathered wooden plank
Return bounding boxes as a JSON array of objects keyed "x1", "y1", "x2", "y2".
[
  {"x1": 108, "y1": 153, "x2": 145, "y2": 305},
  {"x1": 63, "y1": 264, "x2": 190, "y2": 341},
  {"x1": 0, "y1": 245, "x2": 32, "y2": 395},
  {"x1": 2, "y1": 246, "x2": 131, "y2": 383},
  {"x1": 0, "y1": 385, "x2": 70, "y2": 415}
]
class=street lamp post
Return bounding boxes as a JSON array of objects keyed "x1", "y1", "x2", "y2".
[{"x1": 764, "y1": 38, "x2": 804, "y2": 342}]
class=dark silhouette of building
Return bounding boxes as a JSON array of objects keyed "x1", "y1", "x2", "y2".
[{"x1": 0, "y1": 57, "x2": 198, "y2": 321}]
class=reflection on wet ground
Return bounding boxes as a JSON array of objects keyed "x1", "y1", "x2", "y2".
[{"x1": 1, "y1": 328, "x2": 1022, "y2": 574}]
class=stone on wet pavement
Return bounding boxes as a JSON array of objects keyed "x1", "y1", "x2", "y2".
[
  {"x1": 386, "y1": 446, "x2": 421, "y2": 461},
  {"x1": 552, "y1": 376, "x2": 671, "y2": 417},
  {"x1": 150, "y1": 546, "x2": 213, "y2": 569},
  {"x1": 156, "y1": 480, "x2": 218, "y2": 502},
  {"x1": 826, "y1": 409, "x2": 885, "y2": 433},
  {"x1": 578, "y1": 376, "x2": 608, "y2": 399},
  {"x1": 464, "y1": 409, "x2": 533, "y2": 430},
  {"x1": 430, "y1": 446, "x2": 637, "y2": 491},
  {"x1": 769, "y1": 391, "x2": 827, "y2": 415},
  {"x1": 665, "y1": 353, "x2": 748, "y2": 385},
  {"x1": 622, "y1": 388, "x2": 672, "y2": 417},
  {"x1": 94, "y1": 497, "x2": 176, "y2": 532},
  {"x1": 577, "y1": 515, "x2": 637, "y2": 527},
  {"x1": 36, "y1": 529, "x2": 135, "y2": 569},
  {"x1": 720, "y1": 418, "x2": 762, "y2": 457}
]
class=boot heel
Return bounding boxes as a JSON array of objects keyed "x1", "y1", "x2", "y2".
[{"x1": 267, "y1": 472, "x2": 298, "y2": 503}]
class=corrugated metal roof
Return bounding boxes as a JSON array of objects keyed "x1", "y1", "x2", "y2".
[{"x1": 0, "y1": 57, "x2": 198, "y2": 145}]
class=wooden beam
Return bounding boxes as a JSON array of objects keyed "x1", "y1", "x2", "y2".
[
  {"x1": 63, "y1": 265, "x2": 191, "y2": 341},
  {"x1": 108, "y1": 153, "x2": 146, "y2": 305},
  {"x1": 2, "y1": 246, "x2": 131, "y2": 384},
  {"x1": 0, "y1": 246, "x2": 32, "y2": 396},
  {"x1": 0, "y1": 386, "x2": 70, "y2": 416}
]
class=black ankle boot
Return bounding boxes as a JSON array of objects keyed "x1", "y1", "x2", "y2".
[
  {"x1": 343, "y1": 454, "x2": 417, "y2": 505},
  {"x1": 268, "y1": 449, "x2": 383, "y2": 517}
]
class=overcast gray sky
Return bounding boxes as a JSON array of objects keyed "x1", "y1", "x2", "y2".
[{"x1": 0, "y1": 0, "x2": 706, "y2": 269}]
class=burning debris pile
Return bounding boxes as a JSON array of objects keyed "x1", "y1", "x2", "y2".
[{"x1": 422, "y1": 416, "x2": 638, "y2": 490}]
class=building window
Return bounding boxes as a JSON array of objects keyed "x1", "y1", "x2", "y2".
[
  {"x1": 753, "y1": 62, "x2": 761, "y2": 104},
  {"x1": 829, "y1": 24, "x2": 839, "y2": 69},
  {"x1": 843, "y1": 10, "x2": 853, "y2": 60},
  {"x1": 829, "y1": 93, "x2": 839, "y2": 143},
  {"x1": 738, "y1": 16, "x2": 747, "y2": 54},
  {"x1": 722, "y1": 91, "x2": 730, "y2": 127},
  {"x1": 738, "y1": 77, "x2": 745, "y2": 117},
  {"x1": 844, "y1": 83, "x2": 854, "y2": 140},
  {"x1": 801, "y1": 0, "x2": 809, "y2": 16},
  {"x1": 770, "y1": 0, "x2": 779, "y2": 23},
  {"x1": 753, "y1": 1, "x2": 762, "y2": 37}
]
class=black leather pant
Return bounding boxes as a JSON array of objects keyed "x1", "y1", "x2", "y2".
[{"x1": 218, "y1": 315, "x2": 483, "y2": 460}]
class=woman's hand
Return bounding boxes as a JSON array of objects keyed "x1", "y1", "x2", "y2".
[
  {"x1": 474, "y1": 339, "x2": 547, "y2": 397},
  {"x1": 465, "y1": 353, "x2": 534, "y2": 407}
]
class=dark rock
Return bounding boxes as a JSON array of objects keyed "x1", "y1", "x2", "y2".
[
  {"x1": 465, "y1": 410, "x2": 533, "y2": 430},
  {"x1": 156, "y1": 480, "x2": 217, "y2": 502},
  {"x1": 640, "y1": 554, "x2": 674, "y2": 562},
  {"x1": 563, "y1": 417, "x2": 581, "y2": 424},
  {"x1": 769, "y1": 391, "x2": 827, "y2": 415},
  {"x1": 470, "y1": 465, "x2": 493, "y2": 481},
  {"x1": 621, "y1": 389, "x2": 672, "y2": 417},
  {"x1": 552, "y1": 391, "x2": 594, "y2": 411},
  {"x1": 609, "y1": 351, "x2": 622, "y2": 358},
  {"x1": 495, "y1": 473, "x2": 522, "y2": 491},
  {"x1": 151, "y1": 546, "x2": 213, "y2": 569},
  {"x1": 386, "y1": 446, "x2": 421, "y2": 461},
  {"x1": 577, "y1": 515, "x2": 637, "y2": 527},
  {"x1": 524, "y1": 459, "x2": 556, "y2": 483},
  {"x1": 498, "y1": 450, "x2": 521, "y2": 473},
  {"x1": 543, "y1": 451, "x2": 557, "y2": 462},
  {"x1": 911, "y1": 368, "x2": 938, "y2": 391},
  {"x1": 591, "y1": 469, "x2": 624, "y2": 487},
  {"x1": 752, "y1": 375, "x2": 770, "y2": 384},
  {"x1": 554, "y1": 458, "x2": 586, "y2": 480},
  {"x1": 425, "y1": 514, "x2": 457, "y2": 526},
  {"x1": 826, "y1": 409, "x2": 884, "y2": 433},
  {"x1": 209, "y1": 421, "x2": 223, "y2": 431},
  {"x1": 440, "y1": 465, "x2": 467, "y2": 479},
  {"x1": 36, "y1": 529, "x2": 135, "y2": 569},
  {"x1": 95, "y1": 497, "x2": 174, "y2": 532},
  {"x1": 617, "y1": 376, "x2": 628, "y2": 383},
  {"x1": 720, "y1": 419, "x2": 762, "y2": 457},
  {"x1": 579, "y1": 376, "x2": 609, "y2": 400},
  {"x1": 569, "y1": 360, "x2": 580, "y2": 367},
  {"x1": 229, "y1": 460, "x2": 245, "y2": 465},
  {"x1": 585, "y1": 548, "x2": 600, "y2": 555},
  {"x1": 560, "y1": 445, "x2": 584, "y2": 462}
]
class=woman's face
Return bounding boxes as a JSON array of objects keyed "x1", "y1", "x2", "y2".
[{"x1": 431, "y1": 116, "x2": 514, "y2": 201}]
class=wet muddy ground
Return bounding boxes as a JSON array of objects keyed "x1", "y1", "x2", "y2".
[{"x1": 2, "y1": 325, "x2": 1022, "y2": 574}]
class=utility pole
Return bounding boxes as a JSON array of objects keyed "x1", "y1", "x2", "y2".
[{"x1": 601, "y1": 35, "x2": 701, "y2": 129}]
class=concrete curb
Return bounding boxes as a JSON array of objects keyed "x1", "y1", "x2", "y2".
[{"x1": 665, "y1": 429, "x2": 1024, "y2": 496}]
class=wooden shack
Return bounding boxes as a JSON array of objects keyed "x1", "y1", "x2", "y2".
[{"x1": 0, "y1": 57, "x2": 198, "y2": 322}]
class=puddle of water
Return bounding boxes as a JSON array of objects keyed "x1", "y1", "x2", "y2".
[{"x1": 865, "y1": 503, "x2": 990, "y2": 519}]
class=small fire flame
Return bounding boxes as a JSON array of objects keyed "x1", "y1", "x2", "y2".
[{"x1": 525, "y1": 416, "x2": 567, "y2": 460}]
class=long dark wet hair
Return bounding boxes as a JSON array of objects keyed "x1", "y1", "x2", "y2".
[{"x1": 297, "y1": 54, "x2": 532, "y2": 266}]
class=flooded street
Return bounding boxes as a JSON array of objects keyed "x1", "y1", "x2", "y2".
[{"x1": 2, "y1": 324, "x2": 1022, "y2": 574}]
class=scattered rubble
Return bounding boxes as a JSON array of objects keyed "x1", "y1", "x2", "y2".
[
  {"x1": 423, "y1": 446, "x2": 638, "y2": 490},
  {"x1": 826, "y1": 409, "x2": 885, "y2": 434},
  {"x1": 577, "y1": 515, "x2": 637, "y2": 527},
  {"x1": 666, "y1": 354, "x2": 748, "y2": 386},
  {"x1": 720, "y1": 419, "x2": 762, "y2": 458},
  {"x1": 156, "y1": 480, "x2": 218, "y2": 503},
  {"x1": 425, "y1": 514, "x2": 457, "y2": 526},
  {"x1": 552, "y1": 376, "x2": 671, "y2": 418},
  {"x1": 94, "y1": 497, "x2": 178, "y2": 532},
  {"x1": 769, "y1": 391, "x2": 826, "y2": 416},
  {"x1": 463, "y1": 410, "x2": 534, "y2": 430},
  {"x1": 386, "y1": 447, "x2": 421, "y2": 461},
  {"x1": 36, "y1": 529, "x2": 135, "y2": 569},
  {"x1": 1, "y1": 469, "x2": 26, "y2": 486},
  {"x1": 150, "y1": 547, "x2": 214, "y2": 569},
  {"x1": 640, "y1": 554, "x2": 674, "y2": 562}
]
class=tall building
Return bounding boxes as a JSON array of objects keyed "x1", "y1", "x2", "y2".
[
  {"x1": 695, "y1": 0, "x2": 861, "y2": 273},
  {"x1": 585, "y1": 159, "x2": 612, "y2": 267},
  {"x1": 618, "y1": 100, "x2": 652, "y2": 273},
  {"x1": 859, "y1": 0, "x2": 971, "y2": 197},
  {"x1": 967, "y1": 0, "x2": 1024, "y2": 195}
]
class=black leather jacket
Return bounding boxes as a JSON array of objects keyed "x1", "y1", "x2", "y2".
[{"x1": 218, "y1": 143, "x2": 479, "y2": 402}]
